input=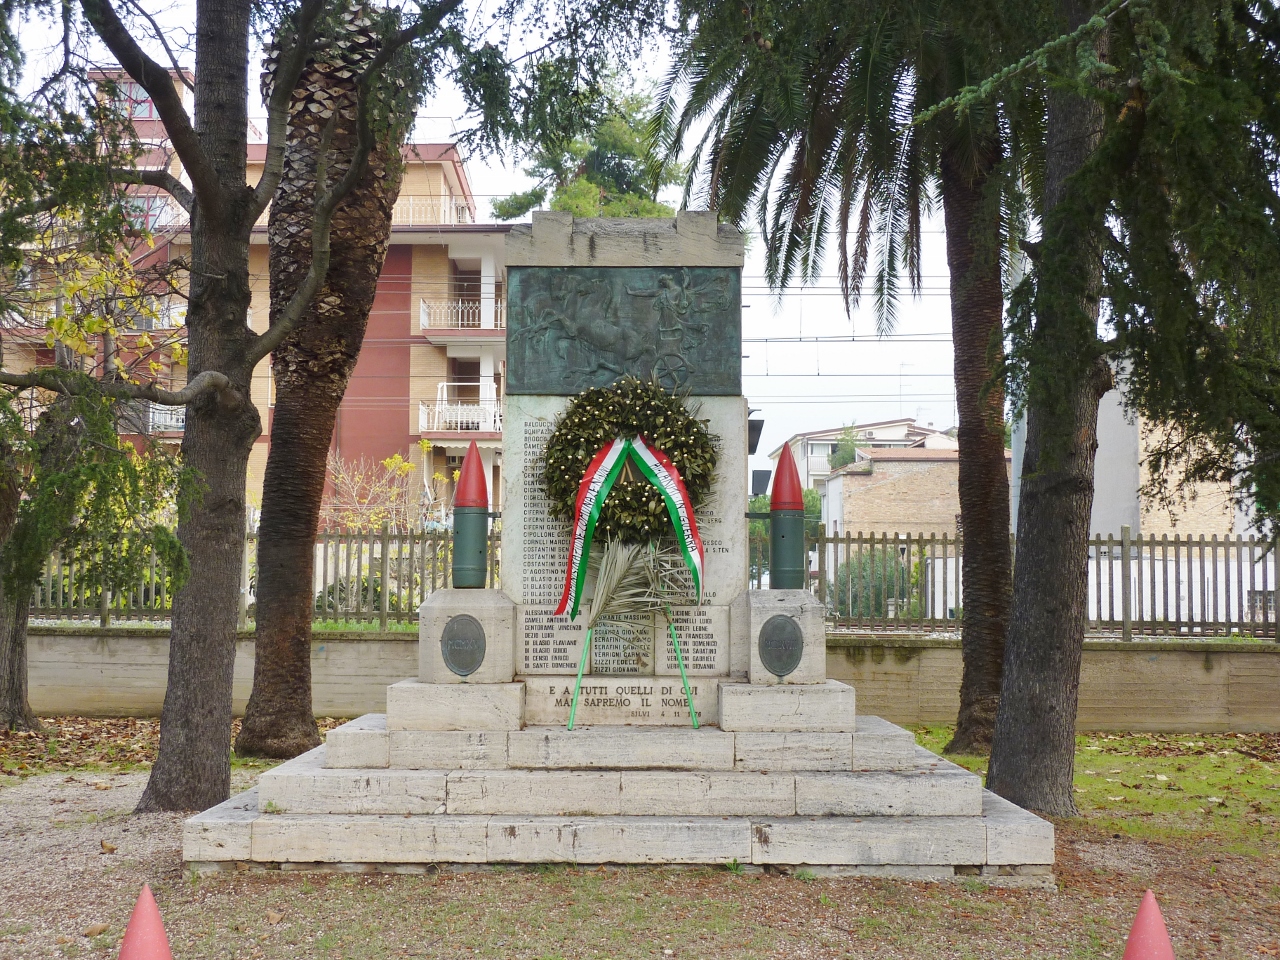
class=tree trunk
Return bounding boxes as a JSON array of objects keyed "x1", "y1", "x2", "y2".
[
  {"x1": 0, "y1": 581, "x2": 36, "y2": 731},
  {"x1": 939, "y1": 142, "x2": 1011, "y2": 757},
  {"x1": 986, "y1": 0, "x2": 1110, "y2": 816},
  {"x1": 235, "y1": 16, "x2": 403, "y2": 759},
  {"x1": 135, "y1": 0, "x2": 262, "y2": 812},
  {"x1": 0, "y1": 441, "x2": 30, "y2": 731}
]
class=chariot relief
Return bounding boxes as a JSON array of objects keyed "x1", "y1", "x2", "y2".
[{"x1": 506, "y1": 266, "x2": 741, "y2": 395}]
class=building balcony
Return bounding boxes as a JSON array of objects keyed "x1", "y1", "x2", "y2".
[
  {"x1": 148, "y1": 403, "x2": 186, "y2": 433},
  {"x1": 420, "y1": 298, "x2": 505, "y2": 331},
  {"x1": 392, "y1": 196, "x2": 473, "y2": 226},
  {"x1": 254, "y1": 194, "x2": 473, "y2": 228},
  {"x1": 419, "y1": 384, "x2": 502, "y2": 434}
]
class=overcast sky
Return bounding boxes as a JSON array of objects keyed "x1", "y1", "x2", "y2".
[{"x1": 18, "y1": 4, "x2": 963, "y2": 477}]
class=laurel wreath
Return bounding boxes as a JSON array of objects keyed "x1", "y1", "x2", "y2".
[{"x1": 542, "y1": 377, "x2": 719, "y2": 544}]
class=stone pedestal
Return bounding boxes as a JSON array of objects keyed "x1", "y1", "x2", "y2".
[
  {"x1": 734, "y1": 589, "x2": 827, "y2": 684},
  {"x1": 419, "y1": 589, "x2": 516, "y2": 684},
  {"x1": 719, "y1": 680, "x2": 856, "y2": 732}
]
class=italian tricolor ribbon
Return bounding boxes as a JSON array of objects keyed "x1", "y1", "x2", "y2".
[
  {"x1": 554, "y1": 436, "x2": 705, "y2": 620},
  {"x1": 629, "y1": 436, "x2": 704, "y2": 603}
]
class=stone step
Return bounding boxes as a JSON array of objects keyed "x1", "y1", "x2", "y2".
[
  {"x1": 507, "y1": 727, "x2": 735, "y2": 770},
  {"x1": 184, "y1": 792, "x2": 1055, "y2": 873},
  {"x1": 383, "y1": 678, "x2": 861, "y2": 734},
  {"x1": 324, "y1": 714, "x2": 920, "y2": 772},
  {"x1": 259, "y1": 746, "x2": 982, "y2": 818}
]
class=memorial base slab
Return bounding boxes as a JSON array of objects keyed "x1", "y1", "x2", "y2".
[{"x1": 186, "y1": 702, "x2": 1054, "y2": 880}]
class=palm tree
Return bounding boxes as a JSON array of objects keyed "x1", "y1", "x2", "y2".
[
  {"x1": 235, "y1": 2, "x2": 412, "y2": 758},
  {"x1": 655, "y1": 0, "x2": 1041, "y2": 752}
]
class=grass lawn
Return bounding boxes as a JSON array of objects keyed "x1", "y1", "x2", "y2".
[{"x1": 1, "y1": 720, "x2": 1277, "y2": 959}]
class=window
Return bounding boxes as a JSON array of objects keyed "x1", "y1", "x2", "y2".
[
  {"x1": 126, "y1": 194, "x2": 171, "y2": 230},
  {"x1": 1247, "y1": 590, "x2": 1275, "y2": 623},
  {"x1": 114, "y1": 80, "x2": 159, "y2": 119}
]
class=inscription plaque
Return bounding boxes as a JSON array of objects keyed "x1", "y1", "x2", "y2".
[
  {"x1": 521, "y1": 677, "x2": 722, "y2": 726},
  {"x1": 518, "y1": 606, "x2": 586, "y2": 674},
  {"x1": 507, "y1": 267, "x2": 741, "y2": 395},
  {"x1": 658, "y1": 606, "x2": 728, "y2": 676},
  {"x1": 758, "y1": 615, "x2": 804, "y2": 678},
  {"x1": 590, "y1": 614, "x2": 656, "y2": 675},
  {"x1": 441, "y1": 615, "x2": 487, "y2": 677}
]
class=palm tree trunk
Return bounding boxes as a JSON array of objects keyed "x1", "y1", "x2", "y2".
[
  {"x1": 986, "y1": 0, "x2": 1110, "y2": 816},
  {"x1": 235, "y1": 15, "x2": 403, "y2": 758},
  {"x1": 938, "y1": 142, "x2": 1011, "y2": 756}
]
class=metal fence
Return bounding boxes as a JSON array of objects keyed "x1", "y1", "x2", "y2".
[
  {"x1": 307, "y1": 526, "x2": 501, "y2": 626},
  {"x1": 34, "y1": 522, "x2": 1275, "y2": 638},
  {"x1": 33, "y1": 526, "x2": 502, "y2": 629},
  {"x1": 759, "y1": 526, "x2": 1278, "y2": 638}
]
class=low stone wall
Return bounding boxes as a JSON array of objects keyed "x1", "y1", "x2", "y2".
[
  {"x1": 27, "y1": 628, "x2": 416, "y2": 719},
  {"x1": 827, "y1": 635, "x2": 1280, "y2": 732},
  {"x1": 26, "y1": 627, "x2": 1280, "y2": 731}
]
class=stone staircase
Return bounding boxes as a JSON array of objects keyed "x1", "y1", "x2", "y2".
[{"x1": 185, "y1": 698, "x2": 1054, "y2": 883}]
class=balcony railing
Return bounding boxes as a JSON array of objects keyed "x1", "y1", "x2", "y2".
[
  {"x1": 257, "y1": 195, "x2": 474, "y2": 228},
  {"x1": 419, "y1": 384, "x2": 502, "y2": 433},
  {"x1": 392, "y1": 196, "x2": 473, "y2": 226},
  {"x1": 419, "y1": 298, "x2": 506, "y2": 331},
  {"x1": 149, "y1": 403, "x2": 186, "y2": 433}
]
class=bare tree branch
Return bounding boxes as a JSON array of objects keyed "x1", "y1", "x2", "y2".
[
  {"x1": 119, "y1": 0, "x2": 195, "y2": 92},
  {"x1": 111, "y1": 167, "x2": 195, "y2": 212},
  {"x1": 247, "y1": 0, "x2": 329, "y2": 222},
  {"x1": 0, "y1": 368, "x2": 231, "y2": 405},
  {"x1": 78, "y1": 0, "x2": 223, "y2": 213},
  {"x1": 244, "y1": 0, "x2": 463, "y2": 368}
]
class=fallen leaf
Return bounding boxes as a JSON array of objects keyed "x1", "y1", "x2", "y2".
[
  {"x1": 93, "y1": 782, "x2": 111, "y2": 791},
  {"x1": 266, "y1": 910, "x2": 284, "y2": 925},
  {"x1": 83, "y1": 923, "x2": 109, "y2": 937},
  {"x1": 100, "y1": 840, "x2": 117, "y2": 854}
]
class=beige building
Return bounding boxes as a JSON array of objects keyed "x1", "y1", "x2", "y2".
[{"x1": 825, "y1": 447, "x2": 1013, "y2": 538}]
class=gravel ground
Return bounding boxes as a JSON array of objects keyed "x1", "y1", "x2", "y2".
[
  {"x1": 0, "y1": 770, "x2": 253, "y2": 957},
  {"x1": 0, "y1": 769, "x2": 1277, "y2": 959}
]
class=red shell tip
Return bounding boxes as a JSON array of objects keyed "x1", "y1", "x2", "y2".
[
  {"x1": 118, "y1": 884, "x2": 173, "y2": 960},
  {"x1": 770, "y1": 443, "x2": 805, "y2": 511},
  {"x1": 454, "y1": 441, "x2": 489, "y2": 508},
  {"x1": 1121, "y1": 890, "x2": 1175, "y2": 960}
]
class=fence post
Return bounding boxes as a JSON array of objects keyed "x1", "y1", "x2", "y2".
[
  {"x1": 379, "y1": 521, "x2": 391, "y2": 632},
  {"x1": 99, "y1": 588, "x2": 110, "y2": 628},
  {"x1": 1121, "y1": 524, "x2": 1133, "y2": 642},
  {"x1": 816, "y1": 527, "x2": 827, "y2": 604},
  {"x1": 238, "y1": 526, "x2": 252, "y2": 630}
]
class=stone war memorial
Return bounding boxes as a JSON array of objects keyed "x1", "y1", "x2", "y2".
[{"x1": 185, "y1": 212, "x2": 1054, "y2": 881}]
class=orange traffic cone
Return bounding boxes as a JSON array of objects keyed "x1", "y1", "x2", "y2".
[
  {"x1": 1122, "y1": 890, "x2": 1175, "y2": 960},
  {"x1": 118, "y1": 884, "x2": 173, "y2": 960}
]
